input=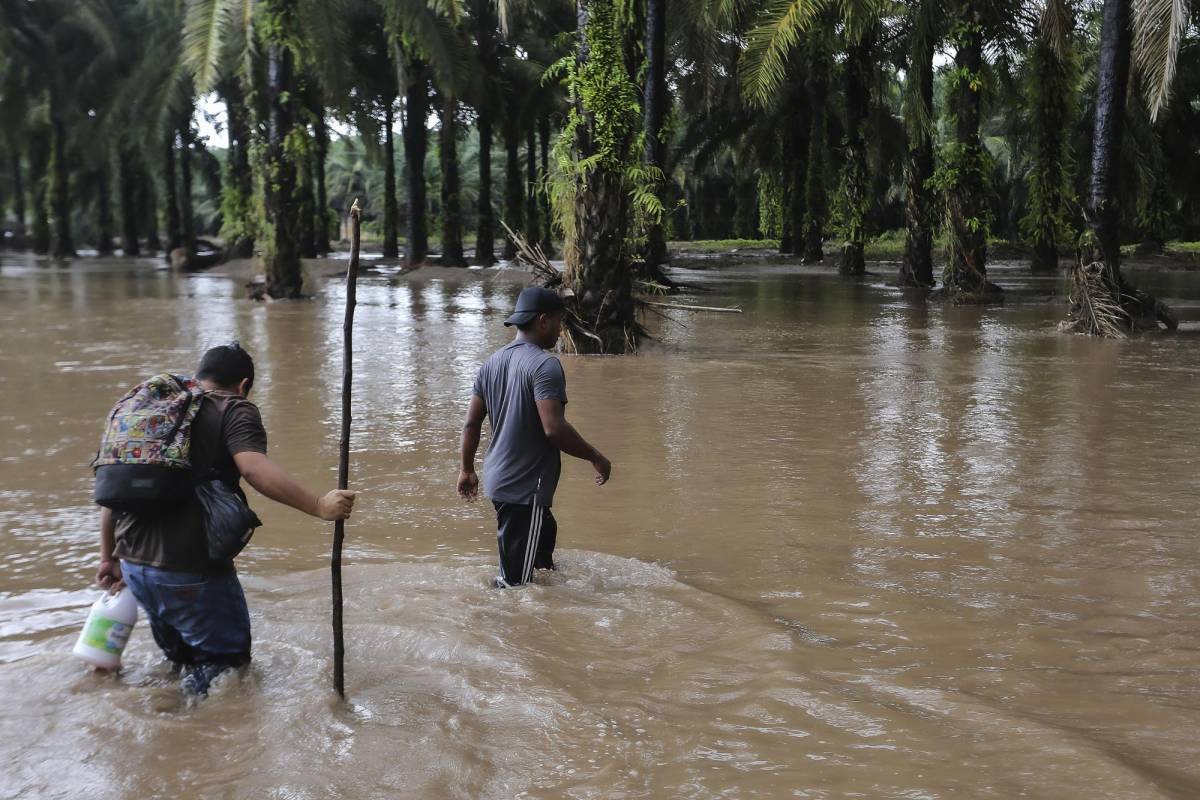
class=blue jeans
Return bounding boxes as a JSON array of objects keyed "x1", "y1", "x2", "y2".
[{"x1": 121, "y1": 561, "x2": 251, "y2": 694}]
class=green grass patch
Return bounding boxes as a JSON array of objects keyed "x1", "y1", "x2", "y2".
[{"x1": 670, "y1": 238, "x2": 780, "y2": 252}]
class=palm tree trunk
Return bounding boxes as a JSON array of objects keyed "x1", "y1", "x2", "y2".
[
  {"x1": 96, "y1": 165, "x2": 114, "y2": 256},
  {"x1": 539, "y1": 113, "x2": 555, "y2": 257},
  {"x1": 1026, "y1": 30, "x2": 1072, "y2": 273},
  {"x1": 178, "y1": 121, "x2": 196, "y2": 255},
  {"x1": 788, "y1": 87, "x2": 811, "y2": 257},
  {"x1": 440, "y1": 93, "x2": 466, "y2": 267},
  {"x1": 10, "y1": 155, "x2": 26, "y2": 242},
  {"x1": 735, "y1": 172, "x2": 758, "y2": 238},
  {"x1": 163, "y1": 128, "x2": 182, "y2": 253},
  {"x1": 48, "y1": 92, "x2": 74, "y2": 259},
  {"x1": 525, "y1": 125, "x2": 539, "y2": 248},
  {"x1": 1137, "y1": 158, "x2": 1168, "y2": 254},
  {"x1": 475, "y1": 114, "x2": 496, "y2": 264},
  {"x1": 118, "y1": 149, "x2": 140, "y2": 257},
  {"x1": 298, "y1": 159, "x2": 317, "y2": 259},
  {"x1": 944, "y1": 10, "x2": 996, "y2": 303},
  {"x1": 802, "y1": 48, "x2": 828, "y2": 263},
  {"x1": 142, "y1": 168, "x2": 162, "y2": 253},
  {"x1": 220, "y1": 78, "x2": 255, "y2": 258},
  {"x1": 1087, "y1": 0, "x2": 1131, "y2": 278},
  {"x1": 382, "y1": 101, "x2": 399, "y2": 259},
  {"x1": 262, "y1": 0, "x2": 303, "y2": 298},
  {"x1": 402, "y1": 60, "x2": 429, "y2": 266},
  {"x1": 502, "y1": 112, "x2": 522, "y2": 259},
  {"x1": 314, "y1": 110, "x2": 331, "y2": 254},
  {"x1": 1066, "y1": 0, "x2": 1174, "y2": 331},
  {"x1": 473, "y1": 2, "x2": 497, "y2": 266},
  {"x1": 30, "y1": 133, "x2": 50, "y2": 255},
  {"x1": 568, "y1": 0, "x2": 642, "y2": 353},
  {"x1": 642, "y1": 0, "x2": 669, "y2": 266},
  {"x1": 901, "y1": 24, "x2": 935, "y2": 287},
  {"x1": 838, "y1": 30, "x2": 872, "y2": 276}
]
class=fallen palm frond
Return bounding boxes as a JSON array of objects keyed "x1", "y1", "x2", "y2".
[
  {"x1": 500, "y1": 221, "x2": 617, "y2": 351},
  {"x1": 1063, "y1": 261, "x2": 1128, "y2": 338},
  {"x1": 499, "y1": 221, "x2": 560, "y2": 287},
  {"x1": 500, "y1": 221, "x2": 734, "y2": 352},
  {"x1": 642, "y1": 300, "x2": 742, "y2": 313}
]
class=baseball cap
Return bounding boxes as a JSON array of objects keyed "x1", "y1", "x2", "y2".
[{"x1": 503, "y1": 286, "x2": 566, "y2": 327}]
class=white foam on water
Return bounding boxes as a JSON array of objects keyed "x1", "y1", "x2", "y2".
[{"x1": 0, "y1": 551, "x2": 1175, "y2": 799}]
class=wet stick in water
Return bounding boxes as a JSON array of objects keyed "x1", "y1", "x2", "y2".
[{"x1": 332, "y1": 198, "x2": 361, "y2": 698}]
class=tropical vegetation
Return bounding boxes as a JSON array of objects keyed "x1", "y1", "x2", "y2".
[{"x1": 1, "y1": 0, "x2": 1197, "y2": 348}]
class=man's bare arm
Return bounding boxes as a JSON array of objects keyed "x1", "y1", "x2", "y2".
[
  {"x1": 536, "y1": 398, "x2": 611, "y2": 485},
  {"x1": 233, "y1": 451, "x2": 356, "y2": 520},
  {"x1": 96, "y1": 507, "x2": 123, "y2": 590},
  {"x1": 458, "y1": 395, "x2": 486, "y2": 499}
]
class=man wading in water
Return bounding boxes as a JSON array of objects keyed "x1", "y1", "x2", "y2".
[
  {"x1": 458, "y1": 287, "x2": 612, "y2": 587},
  {"x1": 95, "y1": 343, "x2": 357, "y2": 694}
]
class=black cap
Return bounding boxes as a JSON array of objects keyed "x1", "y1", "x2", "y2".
[{"x1": 504, "y1": 286, "x2": 565, "y2": 327}]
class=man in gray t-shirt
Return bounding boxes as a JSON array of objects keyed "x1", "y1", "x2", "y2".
[{"x1": 458, "y1": 287, "x2": 612, "y2": 587}]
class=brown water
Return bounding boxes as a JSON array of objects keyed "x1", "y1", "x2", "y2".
[{"x1": 2, "y1": 252, "x2": 1199, "y2": 799}]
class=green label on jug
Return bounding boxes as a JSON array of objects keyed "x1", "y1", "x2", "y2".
[{"x1": 82, "y1": 616, "x2": 132, "y2": 655}]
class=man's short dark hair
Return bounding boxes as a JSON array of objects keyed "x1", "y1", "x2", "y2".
[{"x1": 197, "y1": 342, "x2": 255, "y2": 389}]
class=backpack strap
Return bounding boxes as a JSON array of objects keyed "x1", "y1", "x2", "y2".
[
  {"x1": 164, "y1": 375, "x2": 204, "y2": 448},
  {"x1": 202, "y1": 391, "x2": 245, "y2": 488}
]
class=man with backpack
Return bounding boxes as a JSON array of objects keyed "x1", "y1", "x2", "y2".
[
  {"x1": 94, "y1": 342, "x2": 356, "y2": 694},
  {"x1": 457, "y1": 287, "x2": 612, "y2": 587}
]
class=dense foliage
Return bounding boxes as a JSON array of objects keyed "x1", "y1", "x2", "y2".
[{"x1": 0, "y1": 0, "x2": 1195, "y2": 316}]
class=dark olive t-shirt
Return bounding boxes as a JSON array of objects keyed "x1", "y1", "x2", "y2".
[{"x1": 113, "y1": 392, "x2": 267, "y2": 573}]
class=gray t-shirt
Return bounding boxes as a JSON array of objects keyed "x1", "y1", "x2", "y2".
[{"x1": 473, "y1": 341, "x2": 568, "y2": 506}]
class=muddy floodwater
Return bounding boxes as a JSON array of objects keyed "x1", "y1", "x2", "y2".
[{"x1": 1, "y1": 252, "x2": 1199, "y2": 799}]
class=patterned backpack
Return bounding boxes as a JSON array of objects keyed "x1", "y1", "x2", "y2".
[{"x1": 92, "y1": 374, "x2": 206, "y2": 511}]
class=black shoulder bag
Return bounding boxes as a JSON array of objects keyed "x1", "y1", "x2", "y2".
[{"x1": 195, "y1": 396, "x2": 263, "y2": 562}]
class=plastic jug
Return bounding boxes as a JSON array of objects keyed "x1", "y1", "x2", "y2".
[{"x1": 73, "y1": 588, "x2": 138, "y2": 669}]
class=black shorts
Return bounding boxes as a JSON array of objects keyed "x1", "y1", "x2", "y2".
[{"x1": 493, "y1": 501, "x2": 558, "y2": 586}]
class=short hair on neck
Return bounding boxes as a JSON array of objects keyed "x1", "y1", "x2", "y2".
[{"x1": 196, "y1": 341, "x2": 255, "y2": 390}]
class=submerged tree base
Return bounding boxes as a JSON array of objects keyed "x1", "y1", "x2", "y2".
[
  {"x1": 505, "y1": 223, "x2": 647, "y2": 354},
  {"x1": 931, "y1": 281, "x2": 1005, "y2": 305},
  {"x1": 1061, "y1": 261, "x2": 1177, "y2": 337}
]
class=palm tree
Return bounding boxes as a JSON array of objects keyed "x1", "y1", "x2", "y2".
[
  {"x1": 2, "y1": 0, "x2": 115, "y2": 259},
  {"x1": 940, "y1": 0, "x2": 1000, "y2": 303},
  {"x1": 836, "y1": 21, "x2": 876, "y2": 276},
  {"x1": 741, "y1": 0, "x2": 890, "y2": 273},
  {"x1": 801, "y1": 39, "x2": 830, "y2": 263},
  {"x1": 377, "y1": 1, "x2": 463, "y2": 266},
  {"x1": 401, "y1": 54, "x2": 432, "y2": 265},
  {"x1": 183, "y1": 0, "x2": 352, "y2": 291},
  {"x1": 1020, "y1": 0, "x2": 1077, "y2": 274},
  {"x1": 439, "y1": 90, "x2": 467, "y2": 266},
  {"x1": 339, "y1": 1, "x2": 399, "y2": 257},
  {"x1": 560, "y1": 0, "x2": 649, "y2": 353},
  {"x1": 467, "y1": 0, "x2": 500, "y2": 265},
  {"x1": 1068, "y1": 0, "x2": 1187, "y2": 332},
  {"x1": 643, "y1": 0, "x2": 670, "y2": 266},
  {"x1": 899, "y1": 0, "x2": 939, "y2": 287}
]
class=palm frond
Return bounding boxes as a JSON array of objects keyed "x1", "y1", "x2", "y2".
[
  {"x1": 1132, "y1": 0, "x2": 1188, "y2": 120},
  {"x1": 1038, "y1": 0, "x2": 1073, "y2": 60},
  {"x1": 902, "y1": 0, "x2": 940, "y2": 143},
  {"x1": 496, "y1": 0, "x2": 525, "y2": 37},
  {"x1": 70, "y1": 0, "x2": 120, "y2": 64},
  {"x1": 740, "y1": 0, "x2": 823, "y2": 107},
  {"x1": 183, "y1": 0, "x2": 237, "y2": 93},
  {"x1": 380, "y1": 0, "x2": 463, "y2": 91},
  {"x1": 299, "y1": 0, "x2": 352, "y2": 98},
  {"x1": 1065, "y1": 261, "x2": 1127, "y2": 337}
]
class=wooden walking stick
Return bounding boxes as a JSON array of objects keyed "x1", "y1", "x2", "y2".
[{"x1": 332, "y1": 198, "x2": 361, "y2": 698}]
